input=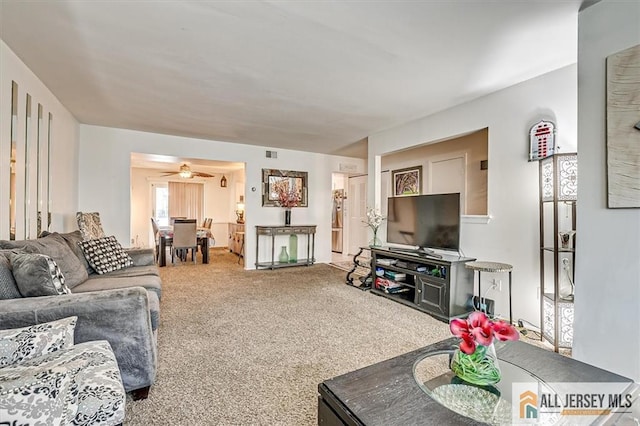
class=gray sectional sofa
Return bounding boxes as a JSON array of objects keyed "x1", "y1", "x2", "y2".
[{"x1": 0, "y1": 230, "x2": 160, "y2": 398}]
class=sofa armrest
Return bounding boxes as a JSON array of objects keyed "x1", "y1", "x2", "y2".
[
  {"x1": 0, "y1": 287, "x2": 156, "y2": 393},
  {"x1": 126, "y1": 248, "x2": 155, "y2": 266}
]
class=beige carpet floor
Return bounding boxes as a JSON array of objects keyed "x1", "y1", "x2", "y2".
[{"x1": 124, "y1": 248, "x2": 542, "y2": 425}]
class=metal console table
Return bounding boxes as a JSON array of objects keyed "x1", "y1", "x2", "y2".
[{"x1": 255, "y1": 225, "x2": 316, "y2": 270}]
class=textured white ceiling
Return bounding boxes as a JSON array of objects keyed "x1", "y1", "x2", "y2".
[{"x1": 0, "y1": 1, "x2": 581, "y2": 158}]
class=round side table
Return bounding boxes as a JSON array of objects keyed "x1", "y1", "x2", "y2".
[{"x1": 465, "y1": 261, "x2": 513, "y2": 324}]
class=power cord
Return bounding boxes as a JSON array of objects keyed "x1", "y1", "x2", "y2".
[{"x1": 517, "y1": 318, "x2": 542, "y2": 339}]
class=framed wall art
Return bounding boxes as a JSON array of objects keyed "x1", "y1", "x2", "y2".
[
  {"x1": 607, "y1": 43, "x2": 640, "y2": 208},
  {"x1": 392, "y1": 166, "x2": 422, "y2": 197},
  {"x1": 261, "y1": 169, "x2": 308, "y2": 207}
]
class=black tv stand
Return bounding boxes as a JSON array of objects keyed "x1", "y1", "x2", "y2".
[
  {"x1": 418, "y1": 249, "x2": 443, "y2": 259},
  {"x1": 388, "y1": 247, "x2": 443, "y2": 259},
  {"x1": 370, "y1": 247, "x2": 475, "y2": 321}
]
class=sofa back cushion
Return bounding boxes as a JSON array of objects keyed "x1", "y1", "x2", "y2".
[
  {"x1": 0, "y1": 254, "x2": 22, "y2": 300},
  {"x1": 9, "y1": 252, "x2": 71, "y2": 297},
  {"x1": 55, "y1": 230, "x2": 95, "y2": 275},
  {"x1": 0, "y1": 233, "x2": 88, "y2": 289}
]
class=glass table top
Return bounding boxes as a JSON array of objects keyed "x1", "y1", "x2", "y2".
[{"x1": 413, "y1": 349, "x2": 560, "y2": 425}]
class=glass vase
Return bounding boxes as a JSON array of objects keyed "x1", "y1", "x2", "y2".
[
  {"x1": 278, "y1": 246, "x2": 289, "y2": 263},
  {"x1": 289, "y1": 234, "x2": 298, "y2": 263},
  {"x1": 369, "y1": 228, "x2": 382, "y2": 247},
  {"x1": 284, "y1": 209, "x2": 291, "y2": 226},
  {"x1": 450, "y1": 343, "x2": 501, "y2": 386}
]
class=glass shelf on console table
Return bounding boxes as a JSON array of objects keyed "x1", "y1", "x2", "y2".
[
  {"x1": 255, "y1": 225, "x2": 317, "y2": 270},
  {"x1": 370, "y1": 247, "x2": 475, "y2": 322}
]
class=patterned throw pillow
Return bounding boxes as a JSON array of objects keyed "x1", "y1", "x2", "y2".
[
  {"x1": 0, "y1": 316, "x2": 77, "y2": 367},
  {"x1": 78, "y1": 236, "x2": 133, "y2": 275},
  {"x1": 76, "y1": 212, "x2": 106, "y2": 241},
  {"x1": 8, "y1": 252, "x2": 71, "y2": 297}
]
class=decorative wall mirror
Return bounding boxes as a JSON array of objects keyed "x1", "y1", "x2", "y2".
[
  {"x1": 5, "y1": 80, "x2": 52, "y2": 240},
  {"x1": 9, "y1": 81, "x2": 18, "y2": 240},
  {"x1": 37, "y1": 104, "x2": 43, "y2": 235},
  {"x1": 35, "y1": 104, "x2": 53, "y2": 235},
  {"x1": 261, "y1": 169, "x2": 308, "y2": 207},
  {"x1": 24, "y1": 93, "x2": 32, "y2": 239}
]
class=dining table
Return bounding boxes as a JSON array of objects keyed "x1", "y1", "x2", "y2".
[{"x1": 157, "y1": 226, "x2": 214, "y2": 267}]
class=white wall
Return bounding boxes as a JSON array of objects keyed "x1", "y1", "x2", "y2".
[
  {"x1": 369, "y1": 65, "x2": 578, "y2": 326},
  {"x1": 78, "y1": 125, "x2": 365, "y2": 268},
  {"x1": 573, "y1": 0, "x2": 640, "y2": 381},
  {"x1": 0, "y1": 40, "x2": 79, "y2": 237}
]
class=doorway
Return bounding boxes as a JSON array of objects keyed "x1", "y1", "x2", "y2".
[
  {"x1": 347, "y1": 174, "x2": 368, "y2": 256},
  {"x1": 130, "y1": 153, "x2": 246, "y2": 267}
]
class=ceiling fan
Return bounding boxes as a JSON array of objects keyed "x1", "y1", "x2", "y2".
[{"x1": 162, "y1": 163, "x2": 214, "y2": 179}]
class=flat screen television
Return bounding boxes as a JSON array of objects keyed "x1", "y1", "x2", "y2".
[{"x1": 386, "y1": 193, "x2": 461, "y2": 255}]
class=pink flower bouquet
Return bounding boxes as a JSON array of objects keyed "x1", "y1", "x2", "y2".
[{"x1": 450, "y1": 311, "x2": 519, "y2": 354}]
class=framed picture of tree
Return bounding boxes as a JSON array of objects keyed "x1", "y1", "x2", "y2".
[{"x1": 392, "y1": 166, "x2": 422, "y2": 197}]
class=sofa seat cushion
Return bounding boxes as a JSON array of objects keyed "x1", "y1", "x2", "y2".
[
  {"x1": 0, "y1": 233, "x2": 88, "y2": 289},
  {"x1": 74, "y1": 273, "x2": 162, "y2": 299},
  {"x1": 90, "y1": 264, "x2": 160, "y2": 279},
  {"x1": 0, "y1": 340, "x2": 125, "y2": 426}
]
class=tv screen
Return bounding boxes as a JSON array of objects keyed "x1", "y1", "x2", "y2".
[{"x1": 386, "y1": 193, "x2": 461, "y2": 252}]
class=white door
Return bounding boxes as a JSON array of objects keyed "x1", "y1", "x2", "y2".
[
  {"x1": 428, "y1": 153, "x2": 467, "y2": 214},
  {"x1": 347, "y1": 175, "x2": 368, "y2": 255}
]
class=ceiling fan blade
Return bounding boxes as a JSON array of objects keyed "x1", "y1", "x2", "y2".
[{"x1": 193, "y1": 172, "x2": 215, "y2": 178}]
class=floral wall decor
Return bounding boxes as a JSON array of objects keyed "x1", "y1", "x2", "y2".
[{"x1": 262, "y1": 169, "x2": 308, "y2": 207}]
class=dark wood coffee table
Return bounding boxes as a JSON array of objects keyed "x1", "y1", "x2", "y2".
[{"x1": 318, "y1": 337, "x2": 635, "y2": 425}]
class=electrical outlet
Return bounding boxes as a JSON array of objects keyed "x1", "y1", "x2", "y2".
[{"x1": 491, "y1": 278, "x2": 502, "y2": 292}]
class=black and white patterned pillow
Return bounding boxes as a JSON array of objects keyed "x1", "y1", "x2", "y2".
[
  {"x1": 0, "y1": 316, "x2": 77, "y2": 367},
  {"x1": 78, "y1": 236, "x2": 133, "y2": 275},
  {"x1": 8, "y1": 252, "x2": 71, "y2": 297}
]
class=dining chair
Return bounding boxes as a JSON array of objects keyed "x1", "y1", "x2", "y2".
[
  {"x1": 170, "y1": 216, "x2": 187, "y2": 225},
  {"x1": 171, "y1": 219, "x2": 198, "y2": 264},
  {"x1": 150, "y1": 218, "x2": 160, "y2": 261},
  {"x1": 204, "y1": 218, "x2": 213, "y2": 229}
]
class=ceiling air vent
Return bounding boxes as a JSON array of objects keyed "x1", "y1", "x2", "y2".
[{"x1": 266, "y1": 150, "x2": 278, "y2": 159}]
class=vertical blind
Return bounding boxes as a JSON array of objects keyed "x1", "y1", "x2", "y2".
[{"x1": 168, "y1": 182, "x2": 204, "y2": 223}]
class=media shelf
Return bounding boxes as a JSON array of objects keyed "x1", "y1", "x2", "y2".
[
  {"x1": 370, "y1": 247, "x2": 475, "y2": 322},
  {"x1": 538, "y1": 153, "x2": 577, "y2": 351}
]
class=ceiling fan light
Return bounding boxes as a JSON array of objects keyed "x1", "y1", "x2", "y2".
[{"x1": 179, "y1": 164, "x2": 192, "y2": 178}]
